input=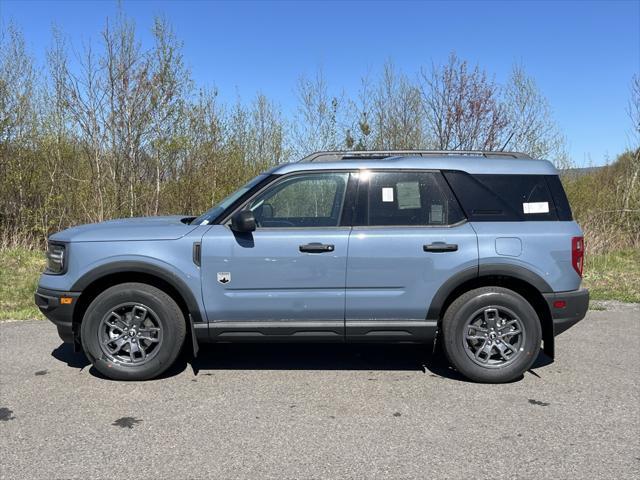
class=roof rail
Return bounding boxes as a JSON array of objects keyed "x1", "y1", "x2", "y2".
[{"x1": 299, "y1": 150, "x2": 532, "y2": 162}]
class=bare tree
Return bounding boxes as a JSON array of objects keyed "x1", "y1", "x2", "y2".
[
  {"x1": 501, "y1": 64, "x2": 567, "y2": 166},
  {"x1": 419, "y1": 53, "x2": 507, "y2": 151},
  {"x1": 623, "y1": 74, "x2": 640, "y2": 213},
  {"x1": 370, "y1": 61, "x2": 423, "y2": 150},
  {"x1": 629, "y1": 74, "x2": 640, "y2": 146},
  {"x1": 292, "y1": 69, "x2": 343, "y2": 156},
  {"x1": 62, "y1": 39, "x2": 109, "y2": 221},
  {"x1": 148, "y1": 16, "x2": 191, "y2": 215},
  {"x1": 345, "y1": 74, "x2": 373, "y2": 151},
  {"x1": 0, "y1": 24, "x2": 38, "y2": 239}
]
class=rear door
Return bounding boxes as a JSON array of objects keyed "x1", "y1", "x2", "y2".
[{"x1": 345, "y1": 170, "x2": 478, "y2": 341}]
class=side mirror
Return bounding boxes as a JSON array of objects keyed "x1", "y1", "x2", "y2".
[{"x1": 231, "y1": 210, "x2": 256, "y2": 233}]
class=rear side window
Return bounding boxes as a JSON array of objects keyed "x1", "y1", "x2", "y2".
[
  {"x1": 359, "y1": 171, "x2": 465, "y2": 226},
  {"x1": 443, "y1": 171, "x2": 571, "y2": 221}
]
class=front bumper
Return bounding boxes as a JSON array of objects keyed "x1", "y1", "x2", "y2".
[
  {"x1": 543, "y1": 288, "x2": 589, "y2": 336},
  {"x1": 35, "y1": 287, "x2": 81, "y2": 344}
]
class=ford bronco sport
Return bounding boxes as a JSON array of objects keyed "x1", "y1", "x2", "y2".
[{"x1": 35, "y1": 150, "x2": 589, "y2": 383}]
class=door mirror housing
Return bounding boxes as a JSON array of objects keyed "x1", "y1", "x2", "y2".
[{"x1": 231, "y1": 210, "x2": 256, "y2": 233}]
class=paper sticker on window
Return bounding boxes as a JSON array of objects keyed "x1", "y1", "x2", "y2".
[
  {"x1": 397, "y1": 182, "x2": 421, "y2": 209},
  {"x1": 430, "y1": 204, "x2": 444, "y2": 223},
  {"x1": 382, "y1": 187, "x2": 394, "y2": 202},
  {"x1": 523, "y1": 202, "x2": 549, "y2": 214}
]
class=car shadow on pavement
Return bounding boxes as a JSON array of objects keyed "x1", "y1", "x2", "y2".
[
  {"x1": 190, "y1": 343, "x2": 466, "y2": 382},
  {"x1": 51, "y1": 343, "x2": 90, "y2": 369},
  {"x1": 51, "y1": 342, "x2": 553, "y2": 383}
]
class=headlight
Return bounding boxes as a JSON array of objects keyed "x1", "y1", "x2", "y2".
[{"x1": 46, "y1": 242, "x2": 66, "y2": 274}]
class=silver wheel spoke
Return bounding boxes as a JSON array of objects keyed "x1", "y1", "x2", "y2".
[
  {"x1": 131, "y1": 305, "x2": 148, "y2": 327},
  {"x1": 503, "y1": 341, "x2": 519, "y2": 353},
  {"x1": 105, "y1": 337, "x2": 127, "y2": 354},
  {"x1": 483, "y1": 308, "x2": 499, "y2": 329},
  {"x1": 108, "y1": 313, "x2": 128, "y2": 331},
  {"x1": 466, "y1": 334, "x2": 487, "y2": 341},
  {"x1": 474, "y1": 340, "x2": 492, "y2": 362},
  {"x1": 502, "y1": 328, "x2": 522, "y2": 337},
  {"x1": 129, "y1": 340, "x2": 145, "y2": 362},
  {"x1": 138, "y1": 336, "x2": 159, "y2": 343},
  {"x1": 495, "y1": 342, "x2": 511, "y2": 360},
  {"x1": 138, "y1": 327, "x2": 160, "y2": 334}
]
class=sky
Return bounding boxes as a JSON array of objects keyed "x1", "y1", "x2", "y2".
[{"x1": 1, "y1": 0, "x2": 639, "y2": 166}]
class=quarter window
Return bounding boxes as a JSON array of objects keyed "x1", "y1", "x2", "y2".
[
  {"x1": 246, "y1": 172, "x2": 349, "y2": 228},
  {"x1": 362, "y1": 172, "x2": 465, "y2": 226},
  {"x1": 442, "y1": 171, "x2": 564, "y2": 221}
]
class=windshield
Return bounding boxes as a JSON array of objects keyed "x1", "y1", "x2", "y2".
[{"x1": 192, "y1": 174, "x2": 268, "y2": 225}]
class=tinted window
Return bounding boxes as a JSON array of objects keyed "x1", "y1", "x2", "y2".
[
  {"x1": 443, "y1": 171, "x2": 564, "y2": 221},
  {"x1": 362, "y1": 171, "x2": 465, "y2": 226},
  {"x1": 246, "y1": 173, "x2": 349, "y2": 228},
  {"x1": 546, "y1": 175, "x2": 573, "y2": 221}
]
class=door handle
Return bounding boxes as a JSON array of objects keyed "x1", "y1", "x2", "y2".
[
  {"x1": 299, "y1": 243, "x2": 335, "y2": 253},
  {"x1": 423, "y1": 242, "x2": 458, "y2": 253}
]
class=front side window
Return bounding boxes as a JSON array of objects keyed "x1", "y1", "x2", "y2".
[
  {"x1": 361, "y1": 171, "x2": 465, "y2": 226},
  {"x1": 245, "y1": 172, "x2": 350, "y2": 228},
  {"x1": 193, "y1": 174, "x2": 269, "y2": 225}
]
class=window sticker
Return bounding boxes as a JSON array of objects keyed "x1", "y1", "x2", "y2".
[
  {"x1": 430, "y1": 204, "x2": 444, "y2": 223},
  {"x1": 523, "y1": 202, "x2": 549, "y2": 214},
  {"x1": 396, "y1": 182, "x2": 421, "y2": 209},
  {"x1": 382, "y1": 187, "x2": 394, "y2": 202}
]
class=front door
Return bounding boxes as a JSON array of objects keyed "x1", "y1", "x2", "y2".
[
  {"x1": 201, "y1": 171, "x2": 353, "y2": 340},
  {"x1": 345, "y1": 170, "x2": 478, "y2": 341}
]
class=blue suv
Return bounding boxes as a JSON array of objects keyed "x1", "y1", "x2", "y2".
[{"x1": 35, "y1": 150, "x2": 589, "y2": 383}]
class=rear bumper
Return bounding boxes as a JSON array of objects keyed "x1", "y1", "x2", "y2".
[
  {"x1": 544, "y1": 288, "x2": 589, "y2": 336},
  {"x1": 35, "y1": 287, "x2": 81, "y2": 344}
]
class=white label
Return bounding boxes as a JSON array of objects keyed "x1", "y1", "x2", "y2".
[
  {"x1": 523, "y1": 202, "x2": 549, "y2": 214},
  {"x1": 217, "y1": 272, "x2": 231, "y2": 284},
  {"x1": 382, "y1": 187, "x2": 394, "y2": 202}
]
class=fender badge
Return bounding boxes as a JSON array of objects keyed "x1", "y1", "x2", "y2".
[{"x1": 217, "y1": 272, "x2": 231, "y2": 284}]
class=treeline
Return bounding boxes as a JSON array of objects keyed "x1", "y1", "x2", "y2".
[{"x1": 0, "y1": 12, "x2": 637, "y2": 252}]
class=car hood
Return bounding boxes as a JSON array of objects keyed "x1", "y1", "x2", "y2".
[{"x1": 49, "y1": 215, "x2": 199, "y2": 242}]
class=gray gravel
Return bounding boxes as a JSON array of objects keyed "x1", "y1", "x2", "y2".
[{"x1": 1, "y1": 305, "x2": 639, "y2": 479}]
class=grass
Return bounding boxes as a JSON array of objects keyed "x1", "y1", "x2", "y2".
[
  {"x1": 0, "y1": 248, "x2": 45, "y2": 320},
  {"x1": 0, "y1": 247, "x2": 638, "y2": 321},
  {"x1": 583, "y1": 249, "x2": 640, "y2": 303}
]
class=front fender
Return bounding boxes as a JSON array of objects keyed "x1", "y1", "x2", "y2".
[{"x1": 70, "y1": 255, "x2": 205, "y2": 324}]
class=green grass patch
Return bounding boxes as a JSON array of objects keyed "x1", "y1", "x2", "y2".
[
  {"x1": 583, "y1": 249, "x2": 640, "y2": 303},
  {"x1": 0, "y1": 246, "x2": 637, "y2": 321},
  {"x1": 0, "y1": 248, "x2": 45, "y2": 320}
]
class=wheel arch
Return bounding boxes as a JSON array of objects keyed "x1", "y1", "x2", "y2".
[
  {"x1": 71, "y1": 261, "x2": 204, "y2": 333},
  {"x1": 427, "y1": 264, "x2": 555, "y2": 358}
]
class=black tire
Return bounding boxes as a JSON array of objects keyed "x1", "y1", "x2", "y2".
[
  {"x1": 80, "y1": 282, "x2": 186, "y2": 381},
  {"x1": 442, "y1": 286, "x2": 541, "y2": 383}
]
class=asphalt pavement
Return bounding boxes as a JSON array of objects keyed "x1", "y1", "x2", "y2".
[{"x1": 1, "y1": 304, "x2": 639, "y2": 479}]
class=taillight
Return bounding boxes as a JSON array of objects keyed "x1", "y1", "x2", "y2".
[{"x1": 572, "y1": 236, "x2": 584, "y2": 277}]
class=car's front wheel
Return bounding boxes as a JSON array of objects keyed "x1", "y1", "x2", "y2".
[
  {"x1": 442, "y1": 286, "x2": 542, "y2": 383},
  {"x1": 80, "y1": 283, "x2": 186, "y2": 380}
]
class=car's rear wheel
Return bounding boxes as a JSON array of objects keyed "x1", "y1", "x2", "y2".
[
  {"x1": 80, "y1": 283, "x2": 186, "y2": 381},
  {"x1": 442, "y1": 286, "x2": 541, "y2": 383}
]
